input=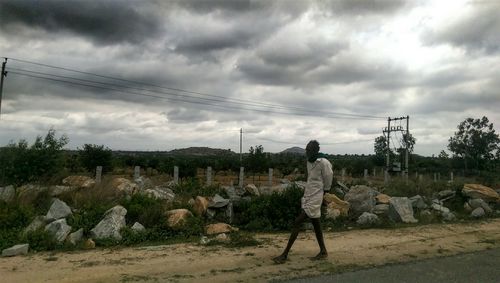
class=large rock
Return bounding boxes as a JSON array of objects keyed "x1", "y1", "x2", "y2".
[
  {"x1": 83, "y1": 238, "x2": 95, "y2": 249},
  {"x1": 244, "y1": 184, "x2": 260, "y2": 196},
  {"x1": 46, "y1": 198, "x2": 72, "y2": 221},
  {"x1": 208, "y1": 194, "x2": 229, "y2": 208},
  {"x1": 17, "y1": 185, "x2": 48, "y2": 199},
  {"x1": 134, "y1": 176, "x2": 154, "y2": 190},
  {"x1": 205, "y1": 223, "x2": 238, "y2": 235},
  {"x1": 45, "y1": 219, "x2": 72, "y2": 243},
  {"x1": 62, "y1": 175, "x2": 95, "y2": 189},
  {"x1": 90, "y1": 205, "x2": 127, "y2": 240},
  {"x1": 344, "y1": 185, "x2": 378, "y2": 217},
  {"x1": 0, "y1": 185, "x2": 15, "y2": 202},
  {"x1": 144, "y1": 187, "x2": 175, "y2": 201},
  {"x1": 463, "y1": 184, "x2": 500, "y2": 203},
  {"x1": 436, "y1": 190, "x2": 455, "y2": 200},
  {"x1": 431, "y1": 203, "x2": 450, "y2": 214},
  {"x1": 67, "y1": 228, "x2": 84, "y2": 246},
  {"x1": 442, "y1": 211, "x2": 456, "y2": 222},
  {"x1": 111, "y1": 178, "x2": 139, "y2": 195},
  {"x1": 24, "y1": 216, "x2": 48, "y2": 234},
  {"x1": 131, "y1": 222, "x2": 145, "y2": 232},
  {"x1": 389, "y1": 197, "x2": 418, "y2": 223},
  {"x1": 323, "y1": 193, "x2": 350, "y2": 216},
  {"x1": 2, "y1": 244, "x2": 29, "y2": 257},
  {"x1": 409, "y1": 195, "x2": 427, "y2": 210},
  {"x1": 471, "y1": 207, "x2": 485, "y2": 218},
  {"x1": 356, "y1": 212, "x2": 380, "y2": 226},
  {"x1": 468, "y1": 198, "x2": 493, "y2": 214},
  {"x1": 375, "y1": 194, "x2": 391, "y2": 204},
  {"x1": 193, "y1": 196, "x2": 209, "y2": 217},
  {"x1": 373, "y1": 204, "x2": 389, "y2": 215},
  {"x1": 50, "y1": 185, "x2": 77, "y2": 196},
  {"x1": 166, "y1": 209, "x2": 193, "y2": 228}
]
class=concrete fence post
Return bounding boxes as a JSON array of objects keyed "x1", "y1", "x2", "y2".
[
  {"x1": 341, "y1": 168, "x2": 346, "y2": 182},
  {"x1": 95, "y1": 166, "x2": 102, "y2": 184},
  {"x1": 134, "y1": 166, "x2": 140, "y2": 179},
  {"x1": 268, "y1": 168, "x2": 273, "y2": 187},
  {"x1": 174, "y1": 166, "x2": 179, "y2": 185},
  {"x1": 206, "y1": 166, "x2": 212, "y2": 186},
  {"x1": 450, "y1": 172, "x2": 454, "y2": 182},
  {"x1": 239, "y1": 167, "x2": 244, "y2": 188}
]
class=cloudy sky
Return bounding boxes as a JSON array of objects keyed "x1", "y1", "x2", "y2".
[{"x1": 0, "y1": 0, "x2": 498, "y2": 156}]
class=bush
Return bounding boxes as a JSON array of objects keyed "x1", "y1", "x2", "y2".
[
  {"x1": 234, "y1": 184, "x2": 303, "y2": 231},
  {"x1": 22, "y1": 229, "x2": 59, "y2": 251},
  {"x1": 120, "y1": 194, "x2": 165, "y2": 228},
  {"x1": 67, "y1": 203, "x2": 110, "y2": 236},
  {"x1": 78, "y1": 144, "x2": 113, "y2": 174},
  {"x1": 0, "y1": 129, "x2": 68, "y2": 186}
]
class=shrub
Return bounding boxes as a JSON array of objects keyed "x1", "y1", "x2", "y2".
[
  {"x1": 78, "y1": 144, "x2": 113, "y2": 174},
  {"x1": 67, "y1": 203, "x2": 110, "y2": 236},
  {"x1": 22, "y1": 229, "x2": 59, "y2": 251},
  {"x1": 0, "y1": 129, "x2": 68, "y2": 186},
  {"x1": 120, "y1": 194, "x2": 165, "y2": 228},
  {"x1": 234, "y1": 184, "x2": 303, "y2": 231}
]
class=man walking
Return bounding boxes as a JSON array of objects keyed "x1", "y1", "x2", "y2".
[{"x1": 273, "y1": 140, "x2": 333, "y2": 264}]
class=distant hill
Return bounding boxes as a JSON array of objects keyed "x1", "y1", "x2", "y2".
[
  {"x1": 281, "y1": 147, "x2": 306, "y2": 155},
  {"x1": 168, "y1": 147, "x2": 234, "y2": 156}
]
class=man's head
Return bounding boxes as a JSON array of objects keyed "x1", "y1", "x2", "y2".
[{"x1": 306, "y1": 140, "x2": 320, "y2": 159}]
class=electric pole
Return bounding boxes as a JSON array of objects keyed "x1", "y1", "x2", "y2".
[
  {"x1": 239, "y1": 128, "x2": 243, "y2": 165},
  {"x1": 383, "y1": 115, "x2": 410, "y2": 183},
  {"x1": 0, "y1": 58, "x2": 7, "y2": 118},
  {"x1": 385, "y1": 117, "x2": 390, "y2": 183}
]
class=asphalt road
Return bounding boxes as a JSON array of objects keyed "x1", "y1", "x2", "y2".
[{"x1": 285, "y1": 248, "x2": 500, "y2": 283}]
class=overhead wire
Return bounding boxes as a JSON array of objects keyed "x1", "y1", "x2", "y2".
[{"x1": 4, "y1": 57, "x2": 386, "y2": 119}]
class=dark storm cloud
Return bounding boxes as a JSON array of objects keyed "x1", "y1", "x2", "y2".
[
  {"x1": 319, "y1": 0, "x2": 407, "y2": 15},
  {"x1": 423, "y1": 3, "x2": 500, "y2": 54},
  {"x1": 0, "y1": 0, "x2": 162, "y2": 45}
]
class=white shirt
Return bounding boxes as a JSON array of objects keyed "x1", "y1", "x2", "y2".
[{"x1": 301, "y1": 157, "x2": 333, "y2": 218}]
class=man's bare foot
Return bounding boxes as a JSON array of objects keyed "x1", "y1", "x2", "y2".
[
  {"x1": 272, "y1": 255, "x2": 288, "y2": 264},
  {"x1": 309, "y1": 252, "x2": 328, "y2": 261}
]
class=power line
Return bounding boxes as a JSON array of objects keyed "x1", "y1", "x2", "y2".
[
  {"x1": 253, "y1": 136, "x2": 375, "y2": 145},
  {"x1": 4, "y1": 57, "x2": 386, "y2": 119},
  {"x1": 8, "y1": 70, "x2": 384, "y2": 120}
]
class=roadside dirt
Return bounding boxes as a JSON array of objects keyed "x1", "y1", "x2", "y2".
[{"x1": 1, "y1": 219, "x2": 500, "y2": 282}]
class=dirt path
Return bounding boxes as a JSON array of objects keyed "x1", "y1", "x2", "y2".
[{"x1": 2, "y1": 219, "x2": 500, "y2": 283}]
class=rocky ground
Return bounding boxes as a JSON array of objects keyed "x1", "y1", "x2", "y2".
[{"x1": 1, "y1": 218, "x2": 499, "y2": 283}]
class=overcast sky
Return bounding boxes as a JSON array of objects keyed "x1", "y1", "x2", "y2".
[{"x1": 0, "y1": 0, "x2": 498, "y2": 156}]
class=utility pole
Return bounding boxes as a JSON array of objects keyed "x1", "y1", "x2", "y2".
[
  {"x1": 0, "y1": 58, "x2": 7, "y2": 118},
  {"x1": 405, "y1": 115, "x2": 410, "y2": 180},
  {"x1": 385, "y1": 117, "x2": 390, "y2": 183},
  {"x1": 383, "y1": 115, "x2": 410, "y2": 183},
  {"x1": 239, "y1": 128, "x2": 243, "y2": 165}
]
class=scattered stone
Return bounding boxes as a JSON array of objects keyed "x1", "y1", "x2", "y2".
[
  {"x1": 199, "y1": 236, "x2": 210, "y2": 245},
  {"x1": 409, "y1": 195, "x2": 427, "y2": 210},
  {"x1": 337, "y1": 181, "x2": 349, "y2": 192},
  {"x1": 193, "y1": 196, "x2": 209, "y2": 217},
  {"x1": 17, "y1": 185, "x2": 48, "y2": 200},
  {"x1": 49, "y1": 185, "x2": 76, "y2": 196},
  {"x1": 463, "y1": 184, "x2": 500, "y2": 203},
  {"x1": 356, "y1": 212, "x2": 380, "y2": 226},
  {"x1": 24, "y1": 216, "x2": 48, "y2": 234},
  {"x1": 2, "y1": 244, "x2": 29, "y2": 257},
  {"x1": 67, "y1": 228, "x2": 84, "y2": 246},
  {"x1": 323, "y1": 193, "x2": 350, "y2": 216},
  {"x1": 62, "y1": 176, "x2": 95, "y2": 189},
  {"x1": 166, "y1": 209, "x2": 193, "y2": 228},
  {"x1": 134, "y1": 176, "x2": 154, "y2": 190},
  {"x1": 244, "y1": 184, "x2": 260, "y2": 196},
  {"x1": 188, "y1": 198, "x2": 195, "y2": 206},
  {"x1": 205, "y1": 223, "x2": 238, "y2": 235},
  {"x1": 442, "y1": 212, "x2": 456, "y2": 222},
  {"x1": 46, "y1": 198, "x2": 72, "y2": 221},
  {"x1": 206, "y1": 208, "x2": 216, "y2": 220},
  {"x1": 90, "y1": 205, "x2": 127, "y2": 240},
  {"x1": 0, "y1": 185, "x2": 15, "y2": 202},
  {"x1": 208, "y1": 194, "x2": 229, "y2": 208},
  {"x1": 375, "y1": 194, "x2": 391, "y2": 204},
  {"x1": 45, "y1": 219, "x2": 72, "y2": 243},
  {"x1": 144, "y1": 187, "x2": 175, "y2": 201},
  {"x1": 131, "y1": 222, "x2": 145, "y2": 232},
  {"x1": 464, "y1": 202, "x2": 473, "y2": 212},
  {"x1": 471, "y1": 207, "x2": 485, "y2": 218},
  {"x1": 389, "y1": 197, "x2": 418, "y2": 223},
  {"x1": 216, "y1": 233, "x2": 229, "y2": 242},
  {"x1": 344, "y1": 185, "x2": 378, "y2": 217},
  {"x1": 83, "y1": 238, "x2": 95, "y2": 249},
  {"x1": 431, "y1": 203, "x2": 450, "y2": 214},
  {"x1": 111, "y1": 178, "x2": 139, "y2": 195},
  {"x1": 373, "y1": 204, "x2": 389, "y2": 215},
  {"x1": 468, "y1": 198, "x2": 493, "y2": 214},
  {"x1": 436, "y1": 190, "x2": 455, "y2": 200},
  {"x1": 224, "y1": 186, "x2": 239, "y2": 201},
  {"x1": 419, "y1": 210, "x2": 434, "y2": 222},
  {"x1": 325, "y1": 207, "x2": 341, "y2": 220}
]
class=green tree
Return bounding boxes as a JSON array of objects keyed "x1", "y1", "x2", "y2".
[
  {"x1": 448, "y1": 116, "x2": 500, "y2": 170},
  {"x1": 78, "y1": 144, "x2": 113, "y2": 174},
  {"x1": 0, "y1": 129, "x2": 68, "y2": 186},
  {"x1": 246, "y1": 145, "x2": 269, "y2": 173}
]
